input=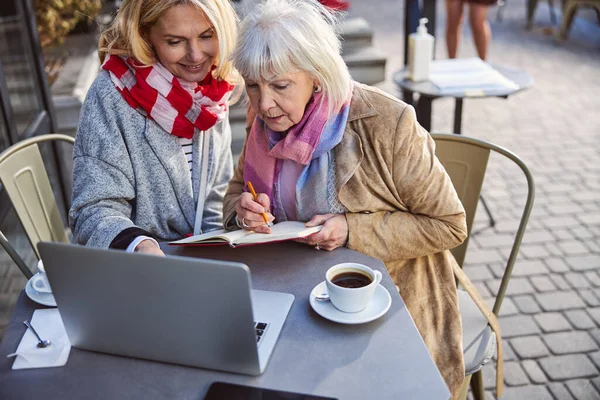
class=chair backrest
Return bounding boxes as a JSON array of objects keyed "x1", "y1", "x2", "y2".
[
  {"x1": 431, "y1": 133, "x2": 535, "y2": 314},
  {"x1": 0, "y1": 134, "x2": 74, "y2": 263},
  {"x1": 432, "y1": 136, "x2": 490, "y2": 267}
]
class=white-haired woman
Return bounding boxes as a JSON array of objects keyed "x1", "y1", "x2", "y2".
[
  {"x1": 70, "y1": 0, "x2": 240, "y2": 256},
  {"x1": 223, "y1": 0, "x2": 468, "y2": 396}
]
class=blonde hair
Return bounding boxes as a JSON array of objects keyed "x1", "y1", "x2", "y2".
[
  {"x1": 231, "y1": 0, "x2": 351, "y2": 115},
  {"x1": 99, "y1": 0, "x2": 240, "y2": 84}
]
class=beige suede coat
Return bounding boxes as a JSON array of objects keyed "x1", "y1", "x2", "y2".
[{"x1": 224, "y1": 83, "x2": 468, "y2": 397}]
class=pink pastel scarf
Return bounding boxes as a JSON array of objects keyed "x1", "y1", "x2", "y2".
[{"x1": 243, "y1": 87, "x2": 352, "y2": 220}]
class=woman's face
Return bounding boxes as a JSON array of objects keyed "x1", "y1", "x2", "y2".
[
  {"x1": 245, "y1": 71, "x2": 318, "y2": 132},
  {"x1": 148, "y1": 4, "x2": 218, "y2": 83}
]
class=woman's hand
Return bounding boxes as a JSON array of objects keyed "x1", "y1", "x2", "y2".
[
  {"x1": 296, "y1": 213, "x2": 348, "y2": 251},
  {"x1": 235, "y1": 192, "x2": 275, "y2": 234},
  {"x1": 135, "y1": 239, "x2": 165, "y2": 257}
]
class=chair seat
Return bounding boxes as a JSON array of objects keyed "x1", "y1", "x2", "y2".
[{"x1": 458, "y1": 289, "x2": 496, "y2": 375}]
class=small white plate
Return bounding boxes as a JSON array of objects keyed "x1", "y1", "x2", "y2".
[
  {"x1": 25, "y1": 273, "x2": 57, "y2": 307},
  {"x1": 309, "y1": 281, "x2": 391, "y2": 324}
]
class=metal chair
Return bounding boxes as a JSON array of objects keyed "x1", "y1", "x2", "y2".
[
  {"x1": 0, "y1": 134, "x2": 74, "y2": 279},
  {"x1": 431, "y1": 134, "x2": 535, "y2": 399},
  {"x1": 496, "y1": 0, "x2": 507, "y2": 22},
  {"x1": 558, "y1": 0, "x2": 600, "y2": 39},
  {"x1": 526, "y1": 0, "x2": 558, "y2": 29}
]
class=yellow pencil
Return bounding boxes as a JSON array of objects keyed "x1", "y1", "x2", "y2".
[{"x1": 246, "y1": 181, "x2": 272, "y2": 227}]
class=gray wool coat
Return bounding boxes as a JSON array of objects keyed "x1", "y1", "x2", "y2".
[{"x1": 69, "y1": 70, "x2": 233, "y2": 248}]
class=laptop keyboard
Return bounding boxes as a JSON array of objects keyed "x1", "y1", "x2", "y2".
[{"x1": 254, "y1": 321, "x2": 269, "y2": 346}]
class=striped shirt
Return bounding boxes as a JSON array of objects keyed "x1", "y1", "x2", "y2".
[{"x1": 179, "y1": 137, "x2": 193, "y2": 174}]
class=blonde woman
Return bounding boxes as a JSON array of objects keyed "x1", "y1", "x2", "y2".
[
  {"x1": 70, "y1": 0, "x2": 240, "y2": 256},
  {"x1": 224, "y1": 0, "x2": 467, "y2": 396}
]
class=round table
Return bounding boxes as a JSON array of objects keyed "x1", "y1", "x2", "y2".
[
  {"x1": 393, "y1": 63, "x2": 533, "y2": 134},
  {"x1": 394, "y1": 62, "x2": 532, "y2": 228}
]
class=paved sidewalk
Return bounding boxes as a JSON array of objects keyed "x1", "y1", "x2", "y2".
[
  {"x1": 349, "y1": 0, "x2": 600, "y2": 399},
  {"x1": 1, "y1": 1, "x2": 599, "y2": 399}
]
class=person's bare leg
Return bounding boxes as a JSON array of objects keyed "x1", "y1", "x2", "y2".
[
  {"x1": 469, "y1": 3, "x2": 491, "y2": 60},
  {"x1": 445, "y1": 0, "x2": 465, "y2": 58}
]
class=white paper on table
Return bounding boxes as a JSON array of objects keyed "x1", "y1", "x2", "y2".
[
  {"x1": 428, "y1": 58, "x2": 519, "y2": 93},
  {"x1": 10, "y1": 308, "x2": 71, "y2": 370}
]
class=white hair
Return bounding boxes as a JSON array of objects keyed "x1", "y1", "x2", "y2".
[{"x1": 231, "y1": 0, "x2": 351, "y2": 115}]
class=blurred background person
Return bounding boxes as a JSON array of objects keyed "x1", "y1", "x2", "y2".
[{"x1": 445, "y1": 0, "x2": 497, "y2": 59}]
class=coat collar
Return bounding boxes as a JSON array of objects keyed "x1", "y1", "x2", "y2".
[
  {"x1": 334, "y1": 83, "x2": 378, "y2": 193},
  {"x1": 347, "y1": 82, "x2": 379, "y2": 122}
]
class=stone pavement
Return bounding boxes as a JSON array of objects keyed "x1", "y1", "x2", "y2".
[
  {"x1": 347, "y1": 0, "x2": 600, "y2": 399},
  {"x1": 1, "y1": 1, "x2": 600, "y2": 399}
]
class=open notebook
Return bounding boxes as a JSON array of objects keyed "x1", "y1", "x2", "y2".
[{"x1": 169, "y1": 221, "x2": 322, "y2": 247}]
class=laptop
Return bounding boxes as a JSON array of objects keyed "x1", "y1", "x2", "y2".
[{"x1": 37, "y1": 242, "x2": 294, "y2": 375}]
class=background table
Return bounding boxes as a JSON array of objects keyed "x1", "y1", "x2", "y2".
[
  {"x1": 395, "y1": 63, "x2": 532, "y2": 227},
  {"x1": 393, "y1": 63, "x2": 533, "y2": 134},
  {"x1": 0, "y1": 242, "x2": 450, "y2": 399}
]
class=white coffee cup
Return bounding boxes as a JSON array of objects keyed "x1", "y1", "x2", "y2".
[
  {"x1": 325, "y1": 263, "x2": 382, "y2": 313},
  {"x1": 32, "y1": 260, "x2": 52, "y2": 293}
]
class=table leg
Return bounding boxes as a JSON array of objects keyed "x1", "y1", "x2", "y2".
[
  {"x1": 415, "y1": 96, "x2": 433, "y2": 131},
  {"x1": 526, "y1": 0, "x2": 539, "y2": 30},
  {"x1": 453, "y1": 98, "x2": 463, "y2": 134},
  {"x1": 402, "y1": 89, "x2": 415, "y2": 105}
]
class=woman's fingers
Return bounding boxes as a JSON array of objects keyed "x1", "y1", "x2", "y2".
[
  {"x1": 300, "y1": 214, "x2": 348, "y2": 251},
  {"x1": 305, "y1": 213, "x2": 335, "y2": 227},
  {"x1": 235, "y1": 192, "x2": 273, "y2": 231},
  {"x1": 135, "y1": 240, "x2": 166, "y2": 256},
  {"x1": 256, "y1": 193, "x2": 271, "y2": 210},
  {"x1": 238, "y1": 193, "x2": 265, "y2": 214}
]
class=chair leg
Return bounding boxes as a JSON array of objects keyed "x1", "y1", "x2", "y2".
[
  {"x1": 0, "y1": 230, "x2": 33, "y2": 279},
  {"x1": 457, "y1": 374, "x2": 472, "y2": 400},
  {"x1": 547, "y1": 0, "x2": 558, "y2": 23},
  {"x1": 470, "y1": 370, "x2": 486, "y2": 400},
  {"x1": 526, "y1": 0, "x2": 540, "y2": 29},
  {"x1": 496, "y1": 0, "x2": 506, "y2": 23},
  {"x1": 558, "y1": 1, "x2": 577, "y2": 40}
]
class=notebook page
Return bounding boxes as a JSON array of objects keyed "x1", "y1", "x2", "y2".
[
  {"x1": 170, "y1": 228, "x2": 250, "y2": 244},
  {"x1": 236, "y1": 221, "x2": 322, "y2": 245}
]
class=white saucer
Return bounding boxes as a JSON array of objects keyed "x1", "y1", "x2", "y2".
[
  {"x1": 309, "y1": 281, "x2": 391, "y2": 324},
  {"x1": 25, "y1": 274, "x2": 57, "y2": 307}
]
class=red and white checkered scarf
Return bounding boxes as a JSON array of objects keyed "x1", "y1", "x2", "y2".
[{"x1": 102, "y1": 55, "x2": 233, "y2": 139}]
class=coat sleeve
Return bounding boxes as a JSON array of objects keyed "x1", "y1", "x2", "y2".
[
  {"x1": 69, "y1": 83, "x2": 138, "y2": 249},
  {"x1": 345, "y1": 105, "x2": 467, "y2": 262}
]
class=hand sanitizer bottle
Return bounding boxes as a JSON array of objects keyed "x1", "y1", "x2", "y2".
[{"x1": 408, "y1": 18, "x2": 434, "y2": 82}]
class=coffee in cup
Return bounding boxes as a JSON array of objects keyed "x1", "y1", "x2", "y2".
[
  {"x1": 325, "y1": 263, "x2": 382, "y2": 313},
  {"x1": 331, "y1": 271, "x2": 373, "y2": 288},
  {"x1": 32, "y1": 260, "x2": 52, "y2": 293}
]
